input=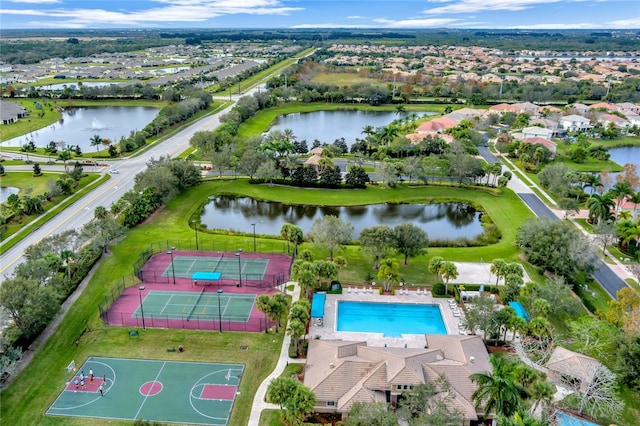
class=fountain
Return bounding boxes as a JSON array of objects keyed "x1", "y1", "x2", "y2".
[{"x1": 91, "y1": 118, "x2": 104, "y2": 130}]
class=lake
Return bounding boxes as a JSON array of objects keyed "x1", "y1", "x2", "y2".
[
  {"x1": 200, "y1": 196, "x2": 484, "y2": 241},
  {"x1": 608, "y1": 146, "x2": 640, "y2": 188},
  {"x1": 269, "y1": 110, "x2": 437, "y2": 147},
  {"x1": 0, "y1": 187, "x2": 19, "y2": 203},
  {"x1": 1, "y1": 106, "x2": 159, "y2": 152}
]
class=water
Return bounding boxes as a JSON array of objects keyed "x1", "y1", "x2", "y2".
[
  {"x1": 336, "y1": 301, "x2": 446, "y2": 336},
  {"x1": 1, "y1": 106, "x2": 159, "y2": 152},
  {"x1": 269, "y1": 110, "x2": 437, "y2": 147},
  {"x1": 508, "y1": 301, "x2": 530, "y2": 322},
  {"x1": 39, "y1": 82, "x2": 121, "y2": 91},
  {"x1": 200, "y1": 196, "x2": 484, "y2": 240},
  {"x1": 607, "y1": 146, "x2": 640, "y2": 189},
  {"x1": 0, "y1": 187, "x2": 19, "y2": 203}
]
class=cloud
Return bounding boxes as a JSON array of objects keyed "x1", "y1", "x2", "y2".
[
  {"x1": 607, "y1": 16, "x2": 640, "y2": 28},
  {"x1": 7, "y1": 0, "x2": 59, "y2": 3},
  {"x1": 372, "y1": 17, "x2": 462, "y2": 28},
  {"x1": 0, "y1": 0, "x2": 303, "y2": 27},
  {"x1": 505, "y1": 22, "x2": 600, "y2": 29},
  {"x1": 424, "y1": 0, "x2": 562, "y2": 14}
]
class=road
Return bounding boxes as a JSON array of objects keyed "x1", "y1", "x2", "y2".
[
  {"x1": 478, "y1": 150, "x2": 627, "y2": 299},
  {"x1": 0, "y1": 93, "x2": 249, "y2": 280}
]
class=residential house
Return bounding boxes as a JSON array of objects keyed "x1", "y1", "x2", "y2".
[
  {"x1": 616, "y1": 102, "x2": 640, "y2": 115},
  {"x1": 521, "y1": 126, "x2": 554, "y2": 139},
  {"x1": 560, "y1": 115, "x2": 592, "y2": 132},
  {"x1": 520, "y1": 137, "x2": 557, "y2": 155},
  {"x1": 0, "y1": 100, "x2": 28, "y2": 125},
  {"x1": 569, "y1": 103, "x2": 590, "y2": 115},
  {"x1": 599, "y1": 113, "x2": 629, "y2": 129},
  {"x1": 303, "y1": 335, "x2": 492, "y2": 425},
  {"x1": 415, "y1": 117, "x2": 459, "y2": 135},
  {"x1": 546, "y1": 347, "x2": 602, "y2": 393},
  {"x1": 589, "y1": 102, "x2": 618, "y2": 112}
]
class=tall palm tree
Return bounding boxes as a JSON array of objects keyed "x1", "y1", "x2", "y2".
[
  {"x1": 471, "y1": 355, "x2": 529, "y2": 418},
  {"x1": 491, "y1": 258, "x2": 507, "y2": 286},
  {"x1": 609, "y1": 181, "x2": 634, "y2": 218},
  {"x1": 90, "y1": 134, "x2": 102, "y2": 155},
  {"x1": 439, "y1": 261, "x2": 458, "y2": 294},
  {"x1": 628, "y1": 191, "x2": 640, "y2": 221},
  {"x1": 428, "y1": 256, "x2": 445, "y2": 283},
  {"x1": 377, "y1": 125, "x2": 399, "y2": 147},
  {"x1": 582, "y1": 173, "x2": 603, "y2": 197},
  {"x1": 587, "y1": 193, "x2": 615, "y2": 224}
]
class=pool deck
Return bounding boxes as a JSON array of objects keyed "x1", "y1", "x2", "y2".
[{"x1": 310, "y1": 286, "x2": 467, "y2": 349}]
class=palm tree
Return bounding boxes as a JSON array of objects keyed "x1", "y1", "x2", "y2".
[
  {"x1": 528, "y1": 379, "x2": 555, "y2": 414},
  {"x1": 528, "y1": 317, "x2": 552, "y2": 339},
  {"x1": 471, "y1": 355, "x2": 529, "y2": 418},
  {"x1": 428, "y1": 256, "x2": 444, "y2": 283},
  {"x1": 90, "y1": 134, "x2": 102, "y2": 155},
  {"x1": 490, "y1": 258, "x2": 507, "y2": 286},
  {"x1": 377, "y1": 257, "x2": 400, "y2": 293},
  {"x1": 377, "y1": 125, "x2": 399, "y2": 147},
  {"x1": 609, "y1": 181, "x2": 634, "y2": 218},
  {"x1": 256, "y1": 295, "x2": 272, "y2": 333},
  {"x1": 583, "y1": 173, "x2": 603, "y2": 197},
  {"x1": 587, "y1": 193, "x2": 615, "y2": 224},
  {"x1": 439, "y1": 261, "x2": 458, "y2": 294},
  {"x1": 628, "y1": 191, "x2": 640, "y2": 221},
  {"x1": 287, "y1": 319, "x2": 305, "y2": 355}
]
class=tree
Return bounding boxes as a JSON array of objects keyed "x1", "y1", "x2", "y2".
[
  {"x1": 344, "y1": 402, "x2": 397, "y2": 426},
  {"x1": 614, "y1": 333, "x2": 640, "y2": 390},
  {"x1": 0, "y1": 277, "x2": 60, "y2": 342},
  {"x1": 516, "y1": 218, "x2": 597, "y2": 280},
  {"x1": 600, "y1": 287, "x2": 640, "y2": 332},
  {"x1": 587, "y1": 193, "x2": 615, "y2": 224},
  {"x1": 594, "y1": 220, "x2": 617, "y2": 255},
  {"x1": 569, "y1": 363, "x2": 624, "y2": 420},
  {"x1": 308, "y1": 215, "x2": 353, "y2": 260},
  {"x1": 287, "y1": 319, "x2": 305, "y2": 355},
  {"x1": 32, "y1": 163, "x2": 41, "y2": 176},
  {"x1": 359, "y1": 225, "x2": 395, "y2": 269},
  {"x1": 609, "y1": 181, "x2": 634, "y2": 218},
  {"x1": 497, "y1": 409, "x2": 550, "y2": 426},
  {"x1": 491, "y1": 258, "x2": 507, "y2": 286},
  {"x1": 393, "y1": 223, "x2": 428, "y2": 265},
  {"x1": 280, "y1": 223, "x2": 304, "y2": 256},
  {"x1": 268, "y1": 293, "x2": 288, "y2": 332},
  {"x1": 377, "y1": 257, "x2": 400, "y2": 292},
  {"x1": 567, "y1": 316, "x2": 619, "y2": 362},
  {"x1": 396, "y1": 379, "x2": 464, "y2": 426},
  {"x1": 255, "y1": 159, "x2": 280, "y2": 185},
  {"x1": 90, "y1": 134, "x2": 102, "y2": 155},
  {"x1": 439, "y1": 261, "x2": 458, "y2": 294},
  {"x1": 471, "y1": 354, "x2": 529, "y2": 418},
  {"x1": 463, "y1": 293, "x2": 496, "y2": 339},
  {"x1": 210, "y1": 144, "x2": 235, "y2": 177},
  {"x1": 333, "y1": 256, "x2": 347, "y2": 280},
  {"x1": 344, "y1": 165, "x2": 370, "y2": 188},
  {"x1": 267, "y1": 377, "x2": 316, "y2": 426},
  {"x1": 256, "y1": 294, "x2": 272, "y2": 333},
  {"x1": 615, "y1": 163, "x2": 640, "y2": 188},
  {"x1": 428, "y1": 256, "x2": 444, "y2": 283},
  {"x1": 558, "y1": 197, "x2": 580, "y2": 219}
]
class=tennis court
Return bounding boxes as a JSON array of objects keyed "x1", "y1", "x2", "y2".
[
  {"x1": 47, "y1": 357, "x2": 244, "y2": 426},
  {"x1": 164, "y1": 256, "x2": 269, "y2": 280},
  {"x1": 135, "y1": 290, "x2": 256, "y2": 322}
]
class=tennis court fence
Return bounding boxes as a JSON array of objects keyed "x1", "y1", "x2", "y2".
[
  {"x1": 101, "y1": 311, "x2": 273, "y2": 332},
  {"x1": 135, "y1": 270, "x2": 287, "y2": 288}
]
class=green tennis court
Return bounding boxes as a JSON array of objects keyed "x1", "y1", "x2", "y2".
[
  {"x1": 134, "y1": 290, "x2": 256, "y2": 322},
  {"x1": 47, "y1": 357, "x2": 244, "y2": 426},
  {"x1": 164, "y1": 256, "x2": 269, "y2": 280}
]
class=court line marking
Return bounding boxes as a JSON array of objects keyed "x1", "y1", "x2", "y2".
[
  {"x1": 189, "y1": 370, "x2": 240, "y2": 422},
  {"x1": 159, "y1": 294, "x2": 174, "y2": 316},
  {"x1": 134, "y1": 361, "x2": 167, "y2": 420},
  {"x1": 46, "y1": 412, "x2": 227, "y2": 426},
  {"x1": 48, "y1": 359, "x2": 117, "y2": 411}
]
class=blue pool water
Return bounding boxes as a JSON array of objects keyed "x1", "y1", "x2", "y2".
[
  {"x1": 556, "y1": 412, "x2": 599, "y2": 426},
  {"x1": 336, "y1": 301, "x2": 447, "y2": 337},
  {"x1": 508, "y1": 301, "x2": 530, "y2": 322}
]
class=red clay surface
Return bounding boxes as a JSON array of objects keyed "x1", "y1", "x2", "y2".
[{"x1": 103, "y1": 250, "x2": 291, "y2": 332}]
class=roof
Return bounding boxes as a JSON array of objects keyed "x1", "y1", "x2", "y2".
[
  {"x1": 520, "y1": 137, "x2": 557, "y2": 150},
  {"x1": 561, "y1": 114, "x2": 590, "y2": 123},
  {"x1": 589, "y1": 102, "x2": 617, "y2": 110},
  {"x1": 546, "y1": 347, "x2": 601, "y2": 386},
  {"x1": 304, "y1": 335, "x2": 490, "y2": 419}
]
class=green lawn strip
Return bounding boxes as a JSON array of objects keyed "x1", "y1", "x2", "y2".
[
  {"x1": 258, "y1": 409, "x2": 284, "y2": 426},
  {"x1": 590, "y1": 136, "x2": 640, "y2": 149},
  {"x1": 237, "y1": 102, "x2": 446, "y2": 138},
  {"x1": 1, "y1": 173, "x2": 107, "y2": 254},
  {"x1": 0, "y1": 190, "x2": 284, "y2": 426},
  {"x1": 626, "y1": 278, "x2": 640, "y2": 292},
  {"x1": 573, "y1": 218, "x2": 595, "y2": 233},
  {"x1": 554, "y1": 156, "x2": 622, "y2": 173},
  {"x1": 192, "y1": 180, "x2": 532, "y2": 283}
]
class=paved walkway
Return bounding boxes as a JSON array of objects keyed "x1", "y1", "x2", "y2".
[{"x1": 248, "y1": 282, "x2": 304, "y2": 426}]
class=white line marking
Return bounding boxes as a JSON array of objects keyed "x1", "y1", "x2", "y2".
[{"x1": 134, "y1": 361, "x2": 166, "y2": 420}]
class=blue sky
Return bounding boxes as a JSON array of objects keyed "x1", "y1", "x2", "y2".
[{"x1": 1, "y1": 0, "x2": 638, "y2": 30}]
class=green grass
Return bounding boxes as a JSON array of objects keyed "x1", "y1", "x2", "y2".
[
  {"x1": 0, "y1": 187, "x2": 284, "y2": 426},
  {"x1": 311, "y1": 72, "x2": 382, "y2": 86},
  {"x1": 259, "y1": 409, "x2": 283, "y2": 426},
  {"x1": 189, "y1": 179, "x2": 533, "y2": 284}
]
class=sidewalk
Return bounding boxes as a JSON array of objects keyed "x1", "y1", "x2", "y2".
[{"x1": 247, "y1": 282, "x2": 305, "y2": 426}]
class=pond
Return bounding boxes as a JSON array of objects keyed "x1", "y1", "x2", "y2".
[
  {"x1": 607, "y1": 146, "x2": 640, "y2": 189},
  {"x1": 200, "y1": 196, "x2": 484, "y2": 241},
  {"x1": 40, "y1": 82, "x2": 121, "y2": 91},
  {"x1": 1, "y1": 106, "x2": 160, "y2": 152},
  {"x1": 0, "y1": 186, "x2": 19, "y2": 203},
  {"x1": 269, "y1": 110, "x2": 437, "y2": 147}
]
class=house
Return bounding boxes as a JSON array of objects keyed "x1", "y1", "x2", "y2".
[
  {"x1": 521, "y1": 126, "x2": 554, "y2": 139},
  {"x1": 569, "y1": 103, "x2": 590, "y2": 115},
  {"x1": 415, "y1": 117, "x2": 459, "y2": 135},
  {"x1": 520, "y1": 137, "x2": 557, "y2": 154},
  {"x1": 546, "y1": 347, "x2": 601, "y2": 393},
  {"x1": 0, "y1": 100, "x2": 28, "y2": 125},
  {"x1": 560, "y1": 115, "x2": 592, "y2": 132},
  {"x1": 303, "y1": 335, "x2": 492, "y2": 425},
  {"x1": 489, "y1": 103, "x2": 521, "y2": 115},
  {"x1": 599, "y1": 113, "x2": 629, "y2": 129},
  {"x1": 589, "y1": 102, "x2": 617, "y2": 112},
  {"x1": 615, "y1": 102, "x2": 640, "y2": 115}
]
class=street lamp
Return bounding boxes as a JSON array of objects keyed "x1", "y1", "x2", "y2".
[
  {"x1": 236, "y1": 248, "x2": 243, "y2": 287},
  {"x1": 138, "y1": 285, "x2": 146, "y2": 329},
  {"x1": 192, "y1": 220, "x2": 199, "y2": 251},
  {"x1": 251, "y1": 223, "x2": 256, "y2": 252},
  {"x1": 167, "y1": 246, "x2": 176, "y2": 285},
  {"x1": 217, "y1": 288, "x2": 224, "y2": 333}
]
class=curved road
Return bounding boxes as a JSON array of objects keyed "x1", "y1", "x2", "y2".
[
  {"x1": 0, "y1": 92, "x2": 254, "y2": 280},
  {"x1": 479, "y1": 150, "x2": 626, "y2": 299}
]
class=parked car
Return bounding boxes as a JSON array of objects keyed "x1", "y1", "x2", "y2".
[
  {"x1": 12, "y1": 155, "x2": 23, "y2": 160},
  {"x1": 109, "y1": 169, "x2": 119, "y2": 174}
]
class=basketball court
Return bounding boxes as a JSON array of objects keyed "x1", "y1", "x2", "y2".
[{"x1": 47, "y1": 357, "x2": 244, "y2": 426}]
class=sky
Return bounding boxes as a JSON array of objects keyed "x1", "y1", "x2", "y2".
[{"x1": 0, "y1": 0, "x2": 639, "y2": 30}]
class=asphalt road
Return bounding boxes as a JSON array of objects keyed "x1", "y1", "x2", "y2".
[
  {"x1": 0, "y1": 93, "x2": 251, "y2": 280},
  {"x1": 517, "y1": 194, "x2": 626, "y2": 298}
]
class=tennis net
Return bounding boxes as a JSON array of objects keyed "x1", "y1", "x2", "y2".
[{"x1": 186, "y1": 287, "x2": 207, "y2": 321}]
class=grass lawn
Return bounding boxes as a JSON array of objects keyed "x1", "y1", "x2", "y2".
[
  {"x1": 310, "y1": 71, "x2": 382, "y2": 86},
  {"x1": 0, "y1": 186, "x2": 285, "y2": 426},
  {"x1": 190, "y1": 179, "x2": 533, "y2": 284}
]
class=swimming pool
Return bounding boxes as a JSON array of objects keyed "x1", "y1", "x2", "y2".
[
  {"x1": 336, "y1": 301, "x2": 447, "y2": 337},
  {"x1": 508, "y1": 301, "x2": 530, "y2": 322}
]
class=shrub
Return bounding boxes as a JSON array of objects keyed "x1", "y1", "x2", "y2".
[{"x1": 432, "y1": 283, "x2": 446, "y2": 296}]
